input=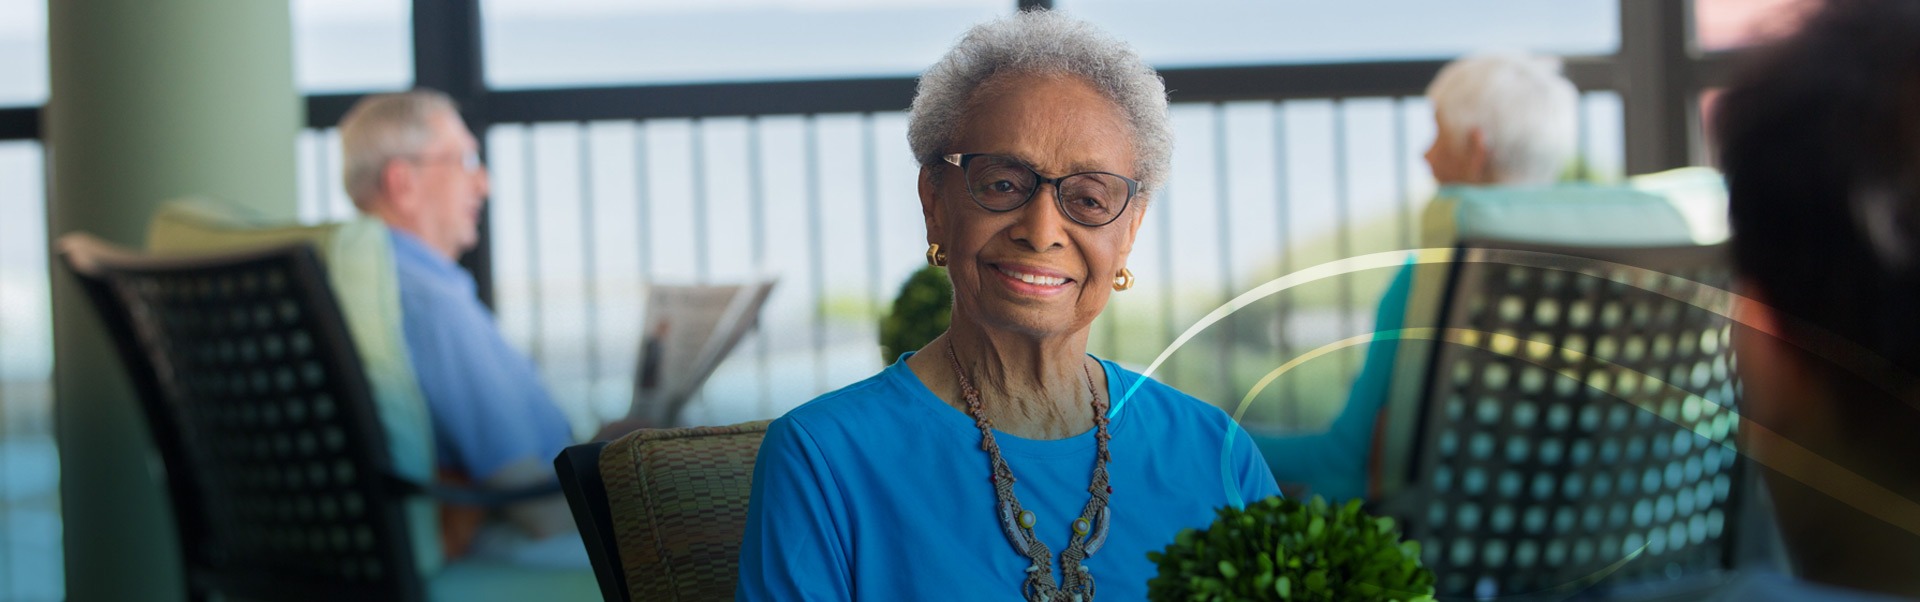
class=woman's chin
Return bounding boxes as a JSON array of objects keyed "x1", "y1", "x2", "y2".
[{"x1": 965, "y1": 302, "x2": 1099, "y2": 342}]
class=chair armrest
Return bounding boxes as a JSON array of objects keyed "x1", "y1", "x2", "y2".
[
  {"x1": 382, "y1": 472, "x2": 562, "y2": 507},
  {"x1": 555, "y1": 442, "x2": 628, "y2": 602}
]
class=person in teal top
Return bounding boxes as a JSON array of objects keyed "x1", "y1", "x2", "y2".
[
  {"x1": 738, "y1": 11, "x2": 1280, "y2": 600},
  {"x1": 1254, "y1": 52, "x2": 1582, "y2": 502}
]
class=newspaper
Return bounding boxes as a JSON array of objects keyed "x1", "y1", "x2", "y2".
[{"x1": 628, "y1": 276, "x2": 778, "y2": 426}]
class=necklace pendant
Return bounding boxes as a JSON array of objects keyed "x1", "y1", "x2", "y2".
[
  {"x1": 998, "y1": 499, "x2": 1034, "y2": 551},
  {"x1": 1084, "y1": 507, "x2": 1112, "y2": 555}
]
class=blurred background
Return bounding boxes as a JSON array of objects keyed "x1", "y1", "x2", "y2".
[{"x1": 0, "y1": 0, "x2": 1810, "y2": 599}]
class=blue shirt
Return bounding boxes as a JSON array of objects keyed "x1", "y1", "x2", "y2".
[
  {"x1": 390, "y1": 230, "x2": 572, "y2": 481},
  {"x1": 738, "y1": 354, "x2": 1282, "y2": 600}
]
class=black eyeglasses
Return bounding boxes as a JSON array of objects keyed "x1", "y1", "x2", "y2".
[{"x1": 943, "y1": 153, "x2": 1140, "y2": 227}]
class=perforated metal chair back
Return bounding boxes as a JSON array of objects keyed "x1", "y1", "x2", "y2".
[
  {"x1": 1389, "y1": 239, "x2": 1744, "y2": 599},
  {"x1": 62, "y1": 236, "x2": 422, "y2": 601}
]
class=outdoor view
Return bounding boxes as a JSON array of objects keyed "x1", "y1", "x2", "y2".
[{"x1": 0, "y1": 0, "x2": 1805, "y2": 600}]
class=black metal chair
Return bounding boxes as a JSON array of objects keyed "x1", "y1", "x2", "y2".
[
  {"x1": 60, "y1": 235, "x2": 559, "y2": 602},
  {"x1": 555, "y1": 442, "x2": 627, "y2": 601},
  {"x1": 1375, "y1": 239, "x2": 1747, "y2": 600}
]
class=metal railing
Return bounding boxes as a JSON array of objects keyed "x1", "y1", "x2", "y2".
[{"x1": 290, "y1": 89, "x2": 1626, "y2": 433}]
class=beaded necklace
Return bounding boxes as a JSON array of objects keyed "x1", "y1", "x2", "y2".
[{"x1": 945, "y1": 340, "x2": 1113, "y2": 602}]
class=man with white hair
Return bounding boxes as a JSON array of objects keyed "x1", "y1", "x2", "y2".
[
  {"x1": 338, "y1": 90, "x2": 577, "y2": 555},
  {"x1": 1422, "y1": 52, "x2": 1580, "y2": 186}
]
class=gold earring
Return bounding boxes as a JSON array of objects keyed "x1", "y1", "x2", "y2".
[
  {"x1": 926, "y1": 244, "x2": 948, "y2": 267},
  {"x1": 1113, "y1": 268, "x2": 1135, "y2": 291}
]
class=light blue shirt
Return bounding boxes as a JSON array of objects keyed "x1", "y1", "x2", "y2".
[
  {"x1": 390, "y1": 230, "x2": 572, "y2": 481},
  {"x1": 738, "y1": 354, "x2": 1282, "y2": 600}
]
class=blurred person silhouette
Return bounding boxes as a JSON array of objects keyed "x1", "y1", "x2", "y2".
[
  {"x1": 1255, "y1": 52, "x2": 1580, "y2": 502},
  {"x1": 1713, "y1": 0, "x2": 1920, "y2": 598},
  {"x1": 340, "y1": 90, "x2": 592, "y2": 566}
]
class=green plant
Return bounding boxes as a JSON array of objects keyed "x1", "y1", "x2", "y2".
[
  {"x1": 1147, "y1": 495, "x2": 1434, "y2": 602},
  {"x1": 879, "y1": 265, "x2": 953, "y2": 362}
]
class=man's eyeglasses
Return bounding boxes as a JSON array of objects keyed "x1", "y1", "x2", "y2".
[
  {"x1": 942, "y1": 153, "x2": 1139, "y2": 227},
  {"x1": 405, "y1": 150, "x2": 483, "y2": 173}
]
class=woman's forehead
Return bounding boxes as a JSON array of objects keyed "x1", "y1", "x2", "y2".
[{"x1": 952, "y1": 73, "x2": 1137, "y2": 175}]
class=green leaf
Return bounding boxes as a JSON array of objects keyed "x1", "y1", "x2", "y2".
[
  {"x1": 1305, "y1": 569, "x2": 1328, "y2": 593},
  {"x1": 1218, "y1": 560, "x2": 1238, "y2": 579}
]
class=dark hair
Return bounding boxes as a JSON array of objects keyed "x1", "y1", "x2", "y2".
[{"x1": 1715, "y1": 0, "x2": 1920, "y2": 437}]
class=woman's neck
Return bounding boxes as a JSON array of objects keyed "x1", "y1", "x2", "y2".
[{"x1": 908, "y1": 324, "x2": 1102, "y2": 440}]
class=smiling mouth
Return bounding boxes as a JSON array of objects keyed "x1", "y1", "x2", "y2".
[{"x1": 993, "y1": 264, "x2": 1072, "y2": 287}]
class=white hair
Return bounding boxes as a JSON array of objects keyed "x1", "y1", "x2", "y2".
[
  {"x1": 1426, "y1": 52, "x2": 1580, "y2": 185},
  {"x1": 908, "y1": 10, "x2": 1173, "y2": 199},
  {"x1": 338, "y1": 89, "x2": 458, "y2": 210}
]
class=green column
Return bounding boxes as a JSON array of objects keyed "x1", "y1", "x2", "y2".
[{"x1": 45, "y1": 1, "x2": 299, "y2": 600}]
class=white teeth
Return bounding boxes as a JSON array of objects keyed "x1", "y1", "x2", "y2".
[{"x1": 997, "y1": 265, "x2": 1066, "y2": 287}]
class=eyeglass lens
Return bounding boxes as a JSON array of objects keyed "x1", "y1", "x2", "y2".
[{"x1": 964, "y1": 155, "x2": 1130, "y2": 226}]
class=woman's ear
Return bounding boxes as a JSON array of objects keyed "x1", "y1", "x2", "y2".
[{"x1": 919, "y1": 165, "x2": 945, "y2": 244}]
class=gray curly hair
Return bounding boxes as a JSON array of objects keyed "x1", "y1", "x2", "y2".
[{"x1": 908, "y1": 10, "x2": 1173, "y2": 199}]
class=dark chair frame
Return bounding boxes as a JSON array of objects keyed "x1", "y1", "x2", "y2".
[
  {"x1": 65, "y1": 238, "x2": 424, "y2": 601},
  {"x1": 62, "y1": 236, "x2": 561, "y2": 602},
  {"x1": 556, "y1": 442, "x2": 629, "y2": 602}
]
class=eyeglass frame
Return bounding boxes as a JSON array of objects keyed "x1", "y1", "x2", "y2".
[
  {"x1": 402, "y1": 149, "x2": 484, "y2": 173},
  {"x1": 941, "y1": 152, "x2": 1141, "y2": 227}
]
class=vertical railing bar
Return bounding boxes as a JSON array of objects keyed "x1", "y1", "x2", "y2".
[
  {"x1": 1211, "y1": 102, "x2": 1235, "y2": 406},
  {"x1": 578, "y1": 122, "x2": 602, "y2": 414},
  {"x1": 805, "y1": 116, "x2": 828, "y2": 393},
  {"x1": 633, "y1": 121, "x2": 660, "y2": 417},
  {"x1": 634, "y1": 122, "x2": 653, "y2": 284},
  {"x1": 1578, "y1": 93, "x2": 1595, "y2": 182},
  {"x1": 688, "y1": 119, "x2": 713, "y2": 417},
  {"x1": 331, "y1": 131, "x2": 348, "y2": 221},
  {"x1": 862, "y1": 114, "x2": 884, "y2": 321},
  {"x1": 746, "y1": 117, "x2": 771, "y2": 416},
  {"x1": 0, "y1": 166, "x2": 10, "y2": 596},
  {"x1": 1273, "y1": 100, "x2": 1297, "y2": 424},
  {"x1": 1393, "y1": 97, "x2": 1413, "y2": 250},
  {"x1": 518, "y1": 126, "x2": 545, "y2": 368},
  {"x1": 1158, "y1": 183, "x2": 1177, "y2": 385},
  {"x1": 1333, "y1": 99, "x2": 1356, "y2": 375},
  {"x1": 316, "y1": 130, "x2": 333, "y2": 222},
  {"x1": 692, "y1": 118, "x2": 711, "y2": 282}
]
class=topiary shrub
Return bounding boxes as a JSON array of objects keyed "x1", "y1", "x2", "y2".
[
  {"x1": 1148, "y1": 495, "x2": 1435, "y2": 602},
  {"x1": 879, "y1": 265, "x2": 952, "y2": 362}
]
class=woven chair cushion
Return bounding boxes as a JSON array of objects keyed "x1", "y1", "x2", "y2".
[{"x1": 601, "y1": 420, "x2": 770, "y2": 600}]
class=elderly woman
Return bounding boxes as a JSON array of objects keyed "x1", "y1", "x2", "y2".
[{"x1": 737, "y1": 11, "x2": 1280, "y2": 601}]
